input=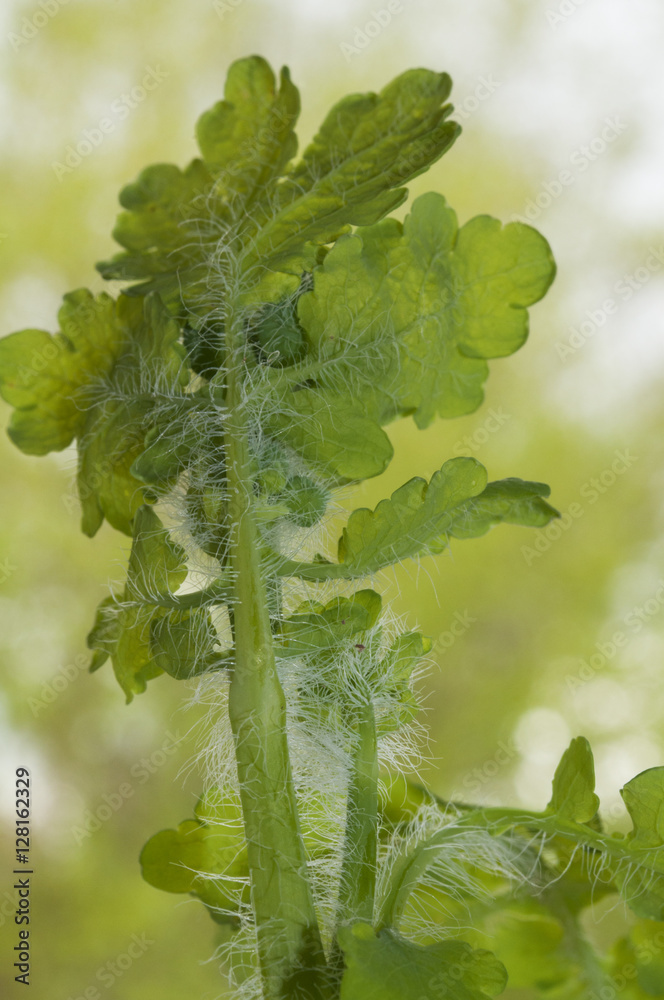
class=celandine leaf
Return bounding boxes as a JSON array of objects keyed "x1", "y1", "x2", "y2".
[
  {"x1": 86, "y1": 507, "x2": 192, "y2": 700},
  {"x1": 0, "y1": 289, "x2": 187, "y2": 536},
  {"x1": 266, "y1": 193, "x2": 554, "y2": 478},
  {"x1": 76, "y1": 295, "x2": 188, "y2": 535},
  {"x1": 97, "y1": 57, "x2": 459, "y2": 315},
  {"x1": 126, "y1": 505, "x2": 188, "y2": 600},
  {"x1": 621, "y1": 767, "x2": 664, "y2": 849},
  {"x1": 139, "y1": 787, "x2": 248, "y2": 925},
  {"x1": 338, "y1": 923, "x2": 507, "y2": 1000},
  {"x1": 150, "y1": 608, "x2": 220, "y2": 680},
  {"x1": 239, "y1": 68, "x2": 459, "y2": 305},
  {"x1": 306, "y1": 191, "x2": 549, "y2": 402},
  {"x1": 276, "y1": 589, "x2": 382, "y2": 657},
  {"x1": 268, "y1": 390, "x2": 395, "y2": 481},
  {"x1": 195, "y1": 56, "x2": 299, "y2": 204},
  {"x1": 0, "y1": 290, "x2": 124, "y2": 454},
  {"x1": 613, "y1": 767, "x2": 664, "y2": 919},
  {"x1": 547, "y1": 737, "x2": 600, "y2": 825},
  {"x1": 472, "y1": 901, "x2": 572, "y2": 992},
  {"x1": 332, "y1": 457, "x2": 558, "y2": 576}
]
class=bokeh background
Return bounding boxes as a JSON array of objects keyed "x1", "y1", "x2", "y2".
[{"x1": 1, "y1": 0, "x2": 664, "y2": 996}]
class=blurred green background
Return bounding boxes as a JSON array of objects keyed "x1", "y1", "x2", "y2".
[{"x1": 1, "y1": 0, "x2": 663, "y2": 996}]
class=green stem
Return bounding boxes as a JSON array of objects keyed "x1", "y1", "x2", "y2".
[
  {"x1": 270, "y1": 555, "x2": 346, "y2": 582},
  {"x1": 144, "y1": 578, "x2": 233, "y2": 609},
  {"x1": 222, "y1": 304, "x2": 327, "y2": 1000},
  {"x1": 329, "y1": 702, "x2": 379, "y2": 983},
  {"x1": 377, "y1": 801, "x2": 662, "y2": 932},
  {"x1": 336, "y1": 702, "x2": 379, "y2": 925}
]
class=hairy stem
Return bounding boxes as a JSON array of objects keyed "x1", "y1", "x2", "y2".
[
  {"x1": 336, "y1": 702, "x2": 379, "y2": 926},
  {"x1": 222, "y1": 303, "x2": 326, "y2": 999},
  {"x1": 329, "y1": 702, "x2": 379, "y2": 983}
]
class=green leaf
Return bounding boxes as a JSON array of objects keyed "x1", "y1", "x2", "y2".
[
  {"x1": 125, "y1": 506, "x2": 188, "y2": 600},
  {"x1": 276, "y1": 589, "x2": 382, "y2": 657},
  {"x1": 195, "y1": 56, "x2": 299, "y2": 202},
  {"x1": 97, "y1": 160, "x2": 213, "y2": 313},
  {"x1": 76, "y1": 295, "x2": 187, "y2": 535},
  {"x1": 97, "y1": 58, "x2": 459, "y2": 315},
  {"x1": 129, "y1": 419, "x2": 199, "y2": 486},
  {"x1": 338, "y1": 923, "x2": 507, "y2": 1000},
  {"x1": 330, "y1": 457, "x2": 558, "y2": 577},
  {"x1": 262, "y1": 192, "x2": 552, "y2": 478},
  {"x1": 150, "y1": 608, "x2": 220, "y2": 680},
  {"x1": 77, "y1": 398, "x2": 152, "y2": 536},
  {"x1": 106, "y1": 604, "x2": 169, "y2": 703},
  {"x1": 547, "y1": 737, "x2": 600, "y2": 824},
  {"x1": 140, "y1": 784, "x2": 337, "y2": 926},
  {"x1": 267, "y1": 390, "x2": 394, "y2": 481},
  {"x1": 240, "y1": 70, "x2": 459, "y2": 305},
  {"x1": 622, "y1": 768, "x2": 664, "y2": 849},
  {"x1": 0, "y1": 290, "x2": 124, "y2": 455},
  {"x1": 279, "y1": 190, "x2": 554, "y2": 449},
  {"x1": 614, "y1": 768, "x2": 664, "y2": 919},
  {"x1": 86, "y1": 506, "x2": 191, "y2": 700},
  {"x1": 372, "y1": 632, "x2": 431, "y2": 736},
  {"x1": 86, "y1": 594, "x2": 121, "y2": 673},
  {"x1": 0, "y1": 289, "x2": 187, "y2": 535},
  {"x1": 252, "y1": 296, "x2": 306, "y2": 366},
  {"x1": 140, "y1": 787, "x2": 249, "y2": 924}
]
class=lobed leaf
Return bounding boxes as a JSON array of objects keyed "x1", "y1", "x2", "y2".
[
  {"x1": 614, "y1": 768, "x2": 664, "y2": 919},
  {"x1": 86, "y1": 507, "x2": 196, "y2": 700},
  {"x1": 0, "y1": 290, "x2": 123, "y2": 455},
  {"x1": 300, "y1": 193, "x2": 554, "y2": 420},
  {"x1": 97, "y1": 57, "x2": 459, "y2": 315},
  {"x1": 266, "y1": 192, "x2": 554, "y2": 479},
  {"x1": 150, "y1": 607, "x2": 221, "y2": 681},
  {"x1": 276, "y1": 589, "x2": 382, "y2": 657},
  {"x1": 0, "y1": 290, "x2": 186, "y2": 535},
  {"x1": 338, "y1": 923, "x2": 507, "y2": 1000},
  {"x1": 140, "y1": 787, "x2": 248, "y2": 924},
  {"x1": 621, "y1": 767, "x2": 664, "y2": 850},
  {"x1": 329, "y1": 457, "x2": 558, "y2": 577}
]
